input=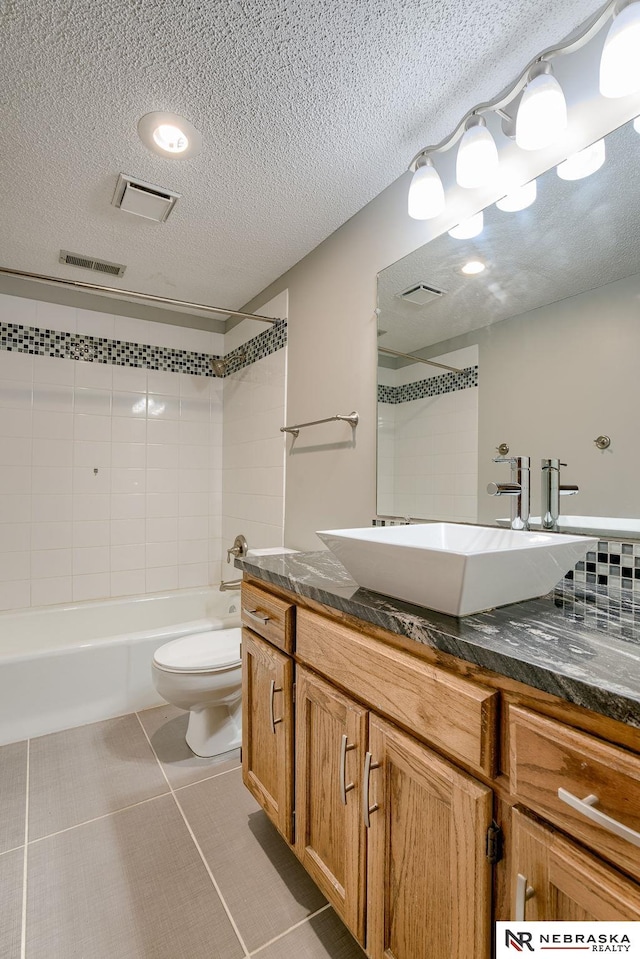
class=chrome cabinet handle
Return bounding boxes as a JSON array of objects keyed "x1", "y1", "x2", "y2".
[
  {"x1": 363, "y1": 751, "x2": 380, "y2": 828},
  {"x1": 269, "y1": 679, "x2": 283, "y2": 734},
  {"x1": 339, "y1": 734, "x2": 355, "y2": 805},
  {"x1": 558, "y1": 788, "x2": 640, "y2": 847},
  {"x1": 243, "y1": 607, "x2": 271, "y2": 625},
  {"x1": 515, "y1": 873, "x2": 534, "y2": 921}
]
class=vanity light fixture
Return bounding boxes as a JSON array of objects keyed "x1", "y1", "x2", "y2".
[
  {"x1": 515, "y1": 62, "x2": 567, "y2": 151},
  {"x1": 557, "y1": 138, "x2": 606, "y2": 180},
  {"x1": 456, "y1": 116, "x2": 499, "y2": 189},
  {"x1": 407, "y1": 156, "x2": 445, "y2": 220},
  {"x1": 458, "y1": 260, "x2": 486, "y2": 276},
  {"x1": 448, "y1": 211, "x2": 484, "y2": 239},
  {"x1": 599, "y1": 1, "x2": 640, "y2": 98},
  {"x1": 137, "y1": 112, "x2": 203, "y2": 160},
  {"x1": 496, "y1": 179, "x2": 537, "y2": 212},
  {"x1": 633, "y1": 115, "x2": 640, "y2": 133}
]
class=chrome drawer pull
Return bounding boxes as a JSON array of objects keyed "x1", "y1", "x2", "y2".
[
  {"x1": 339, "y1": 734, "x2": 355, "y2": 805},
  {"x1": 363, "y1": 751, "x2": 380, "y2": 828},
  {"x1": 557, "y1": 788, "x2": 640, "y2": 847},
  {"x1": 243, "y1": 607, "x2": 270, "y2": 625},
  {"x1": 269, "y1": 679, "x2": 283, "y2": 734},
  {"x1": 515, "y1": 874, "x2": 534, "y2": 921}
]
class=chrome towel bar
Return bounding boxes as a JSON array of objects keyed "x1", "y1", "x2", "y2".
[{"x1": 280, "y1": 411, "x2": 359, "y2": 438}]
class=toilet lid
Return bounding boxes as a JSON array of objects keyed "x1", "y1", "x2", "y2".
[{"x1": 153, "y1": 628, "x2": 242, "y2": 672}]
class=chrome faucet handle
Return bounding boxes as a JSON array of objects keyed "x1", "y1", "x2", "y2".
[{"x1": 226, "y1": 534, "x2": 248, "y2": 563}]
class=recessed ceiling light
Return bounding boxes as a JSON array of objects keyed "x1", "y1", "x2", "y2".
[
  {"x1": 458, "y1": 260, "x2": 486, "y2": 276},
  {"x1": 137, "y1": 112, "x2": 202, "y2": 160}
]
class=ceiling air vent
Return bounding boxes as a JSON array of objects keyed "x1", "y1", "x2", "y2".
[
  {"x1": 112, "y1": 173, "x2": 181, "y2": 223},
  {"x1": 59, "y1": 250, "x2": 126, "y2": 277},
  {"x1": 397, "y1": 283, "x2": 446, "y2": 306}
]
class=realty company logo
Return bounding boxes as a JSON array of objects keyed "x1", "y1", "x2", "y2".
[{"x1": 496, "y1": 922, "x2": 639, "y2": 955}]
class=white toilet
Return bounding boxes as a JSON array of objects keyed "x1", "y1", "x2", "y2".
[{"x1": 152, "y1": 628, "x2": 243, "y2": 758}]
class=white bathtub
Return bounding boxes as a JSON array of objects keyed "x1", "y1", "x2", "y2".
[{"x1": 0, "y1": 587, "x2": 241, "y2": 746}]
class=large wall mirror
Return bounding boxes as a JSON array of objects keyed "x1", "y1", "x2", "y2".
[{"x1": 376, "y1": 117, "x2": 640, "y2": 539}]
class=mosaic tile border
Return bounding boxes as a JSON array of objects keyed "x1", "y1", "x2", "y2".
[
  {"x1": 0, "y1": 318, "x2": 287, "y2": 378},
  {"x1": 378, "y1": 365, "x2": 478, "y2": 404}
]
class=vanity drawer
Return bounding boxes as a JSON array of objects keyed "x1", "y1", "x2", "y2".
[
  {"x1": 509, "y1": 705, "x2": 640, "y2": 882},
  {"x1": 241, "y1": 582, "x2": 295, "y2": 653},
  {"x1": 296, "y1": 608, "x2": 498, "y2": 776}
]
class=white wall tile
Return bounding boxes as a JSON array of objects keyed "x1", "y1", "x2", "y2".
[
  {"x1": 146, "y1": 517, "x2": 178, "y2": 543},
  {"x1": 145, "y1": 566, "x2": 178, "y2": 593},
  {"x1": 72, "y1": 466, "x2": 110, "y2": 494},
  {"x1": 110, "y1": 569, "x2": 146, "y2": 597},
  {"x1": 178, "y1": 515, "x2": 208, "y2": 540},
  {"x1": 146, "y1": 445, "x2": 177, "y2": 470},
  {"x1": 35, "y1": 301, "x2": 76, "y2": 334},
  {"x1": 31, "y1": 549, "x2": 72, "y2": 579},
  {"x1": 0, "y1": 437, "x2": 31, "y2": 466},
  {"x1": 32, "y1": 438, "x2": 73, "y2": 468},
  {"x1": 0, "y1": 523, "x2": 30, "y2": 552},
  {"x1": 33, "y1": 355, "x2": 75, "y2": 386},
  {"x1": 74, "y1": 361, "x2": 113, "y2": 390},
  {"x1": 72, "y1": 546, "x2": 110, "y2": 575},
  {"x1": 0, "y1": 381, "x2": 33, "y2": 410},
  {"x1": 73, "y1": 572, "x2": 110, "y2": 602},
  {"x1": 111, "y1": 417, "x2": 146, "y2": 443},
  {"x1": 74, "y1": 388, "x2": 111, "y2": 415},
  {"x1": 0, "y1": 580, "x2": 30, "y2": 611},
  {"x1": 31, "y1": 522, "x2": 73, "y2": 550},
  {"x1": 111, "y1": 443, "x2": 145, "y2": 469},
  {"x1": 0, "y1": 351, "x2": 34, "y2": 382},
  {"x1": 112, "y1": 365, "x2": 147, "y2": 393},
  {"x1": 178, "y1": 563, "x2": 209, "y2": 588},
  {"x1": 76, "y1": 309, "x2": 115, "y2": 339},
  {"x1": 73, "y1": 440, "x2": 111, "y2": 468},
  {"x1": 74, "y1": 413, "x2": 111, "y2": 442},
  {"x1": 30, "y1": 576, "x2": 73, "y2": 607},
  {"x1": 0, "y1": 465, "x2": 32, "y2": 493},
  {"x1": 147, "y1": 418, "x2": 179, "y2": 445},
  {"x1": 146, "y1": 469, "x2": 178, "y2": 493},
  {"x1": 0, "y1": 409, "x2": 32, "y2": 438},
  {"x1": 33, "y1": 410, "x2": 73, "y2": 440},
  {"x1": 0, "y1": 551, "x2": 30, "y2": 581},
  {"x1": 146, "y1": 492, "x2": 178, "y2": 518},
  {"x1": 178, "y1": 539, "x2": 208, "y2": 565},
  {"x1": 0, "y1": 495, "x2": 30, "y2": 523},
  {"x1": 33, "y1": 384, "x2": 73, "y2": 412},
  {"x1": 110, "y1": 518, "x2": 145, "y2": 546},
  {"x1": 73, "y1": 493, "x2": 110, "y2": 521},
  {"x1": 110, "y1": 493, "x2": 146, "y2": 520},
  {"x1": 73, "y1": 520, "x2": 110, "y2": 547},
  {"x1": 111, "y1": 468, "x2": 145, "y2": 494},
  {"x1": 110, "y1": 544, "x2": 146, "y2": 571},
  {"x1": 147, "y1": 370, "x2": 180, "y2": 395},
  {"x1": 146, "y1": 541, "x2": 178, "y2": 568}
]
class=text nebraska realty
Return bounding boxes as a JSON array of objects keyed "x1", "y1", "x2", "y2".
[{"x1": 540, "y1": 933, "x2": 632, "y2": 952}]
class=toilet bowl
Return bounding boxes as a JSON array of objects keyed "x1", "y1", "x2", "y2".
[{"x1": 152, "y1": 627, "x2": 242, "y2": 758}]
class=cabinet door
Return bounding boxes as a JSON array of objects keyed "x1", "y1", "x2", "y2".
[
  {"x1": 242, "y1": 628, "x2": 294, "y2": 842},
  {"x1": 510, "y1": 807, "x2": 640, "y2": 921},
  {"x1": 295, "y1": 667, "x2": 368, "y2": 944},
  {"x1": 366, "y1": 715, "x2": 493, "y2": 959}
]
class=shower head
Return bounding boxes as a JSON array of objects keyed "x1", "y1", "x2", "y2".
[{"x1": 210, "y1": 350, "x2": 246, "y2": 377}]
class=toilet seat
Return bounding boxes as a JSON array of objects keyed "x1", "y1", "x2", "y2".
[{"x1": 153, "y1": 628, "x2": 242, "y2": 673}]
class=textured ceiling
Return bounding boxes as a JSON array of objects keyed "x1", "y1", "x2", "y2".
[
  {"x1": 0, "y1": 0, "x2": 605, "y2": 315},
  {"x1": 378, "y1": 120, "x2": 640, "y2": 355}
]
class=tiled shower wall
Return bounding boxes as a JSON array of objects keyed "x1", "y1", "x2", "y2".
[
  {"x1": 0, "y1": 292, "x2": 287, "y2": 612},
  {"x1": 377, "y1": 346, "x2": 479, "y2": 522}
]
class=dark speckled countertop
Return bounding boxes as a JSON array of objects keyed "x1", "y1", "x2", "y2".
[{"x1": 237, "y1": 550, "x2": 640, "y2": 730}]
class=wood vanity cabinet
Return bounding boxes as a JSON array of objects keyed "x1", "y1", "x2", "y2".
[
  {"x1": 241, "y1": 628, "x2": 294, "y2": 842},
  {"x1": 241, "y1": 576, "x2": 640, "y2": 955},
  {"x1": 509, "y1": 807, "x2": 640, "y2": 921}
]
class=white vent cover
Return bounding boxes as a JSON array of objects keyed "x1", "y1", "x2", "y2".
[
  {"x1": 397, "y1": 283, "x2": 446, "y2": 306},
  {"x1": 112, "y1": 174, "x2": 181, "y2": 223},
  {"x1": 59, "y1": 250, "x2": 126, "y2": 277}
]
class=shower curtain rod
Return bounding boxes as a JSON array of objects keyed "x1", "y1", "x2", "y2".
[
  {"x1": 378, "y1": 345, "x2": 463, "y2": 374},
  {"x1": 0, "y1": 266, "x2": 282, "y2": 325}
]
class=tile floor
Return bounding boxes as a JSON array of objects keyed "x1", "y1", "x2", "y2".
[{"x1": 0, "y1": 704, "x2": 366, "y2": 959}]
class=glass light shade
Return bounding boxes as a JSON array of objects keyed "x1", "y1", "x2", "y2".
[
  {"x1": 515, "y1": 66, "x2": 567, "y2": 151},
  {"x1": 557, "y1": 139, "x2": 605, "y2": 181},
  {"x1": 634, "y1": 116, "x2": 640, "y2": 133},
  {"x1": 600, "y1": 1, "x2": 640, "y2": 98},
  {"x1": 460, "y1": 260, "x2": 485, "y2": 275},
  {"x1": 152, "y1": 124, "x2": 189, "y2": 153},
  {"x1": 407, "y1": 160, "x2": 445, "y2": 220},
  {"x1": 456, "y1": 118, "x2": 499, "y2": 189},
  {"x1": 448, "y1": 211, "x2": 484, "y2": 239},
  {"x1": 496, "y1": 179, "x2": 537, "y2": 212}
]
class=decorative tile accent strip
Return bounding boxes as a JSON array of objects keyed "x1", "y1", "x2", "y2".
[
  {"x1": 0, "y1": 318, "x2": 287, "y2": 378},
  {"x1": 378, "y1": 365, "x2": 478, "y2": 404}
]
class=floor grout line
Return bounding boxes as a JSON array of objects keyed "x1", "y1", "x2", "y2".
[
  {"x1": 20, "y1": 739, "x2": 30, "y2": 959},
  {"x1": 135, "y1": 712, "x2": 251, "y2": 958},
  {"x1": 0, "y1": 843, "x2": 25, "y2": 859},
  {"x1": 172, "y1": 761, "x2": 242, "y2": 791},
  {"x1": 27, "y1": 791, "x2": 168, "y2": 846},
  {"x1": 247, "y1": 903, "x2": 332, "y2": 956}
]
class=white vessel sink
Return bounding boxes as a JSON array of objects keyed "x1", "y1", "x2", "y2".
[{"x1": 317, "y1": 523, "x2": 596, "y2": 617}]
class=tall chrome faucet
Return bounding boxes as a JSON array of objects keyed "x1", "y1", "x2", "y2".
[
  {"x1": 541, "y1": 459, "x2": 579, "y2": 530},
  {"x1": 487, "y1": 455, "x2": 531, "y2": 530}
]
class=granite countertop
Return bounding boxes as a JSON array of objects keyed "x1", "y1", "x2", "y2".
[{"x1": 237, "y1": 550, "x2": 640, "y2": 729}]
